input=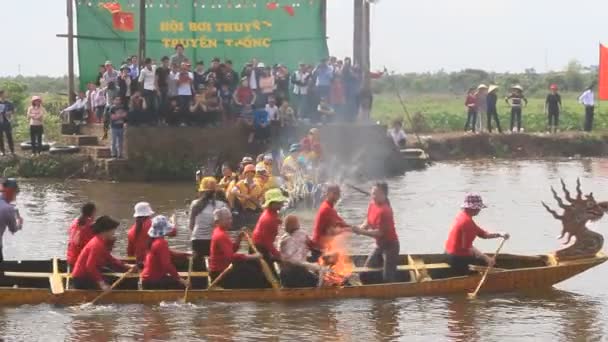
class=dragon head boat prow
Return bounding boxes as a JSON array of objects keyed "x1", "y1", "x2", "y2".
[{"x1": 542, "y1": 178, "x2": 608, "y2": 260}]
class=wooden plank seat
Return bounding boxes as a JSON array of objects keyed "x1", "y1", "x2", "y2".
[{"x1": 353, "y1": 262, "x2": 450, "y2": 274}]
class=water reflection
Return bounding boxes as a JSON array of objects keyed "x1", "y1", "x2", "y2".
[{"x1": 445, "y1": 297, "x2": 480, "y2": 342}]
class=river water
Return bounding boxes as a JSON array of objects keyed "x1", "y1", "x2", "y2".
[{"x1": 2, "y1": 159, "x2": 608, "y2": 341}]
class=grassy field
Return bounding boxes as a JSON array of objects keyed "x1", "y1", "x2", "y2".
[{"x1": 371, "y1": 92, "x2": 606, "y2": 133}]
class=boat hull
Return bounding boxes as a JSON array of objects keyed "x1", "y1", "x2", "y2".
[{"x1": 0, "y1": 254, "x2": 604, "y2": 306}]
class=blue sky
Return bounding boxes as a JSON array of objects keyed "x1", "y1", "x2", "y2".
[{"x1": 2, "y1": 0, "x2": 607, "y2": 76}]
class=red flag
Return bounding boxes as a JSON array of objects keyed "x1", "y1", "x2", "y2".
[
  {"x1": 101, "y1": 2, "x2": 122, "y2": 13},
  {"x1": 266, "y1": 2, "x2": 278, "y2": 10},
  {"x1": 599, "y1": 44, "x2": 608, "y2": 100},
  {"x1": 112, "y1": 12, "x2": 135, "y2": 32},
  {"x1": 283, "y1": 4, "x2": 295, "y2": 16}
]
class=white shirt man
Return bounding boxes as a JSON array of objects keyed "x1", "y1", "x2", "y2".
[
  {"x1": 292, "y1": 68, "x2": 310, "y2": 96},
  {"x1": 579, "y1": 89, "x2": 595, "y2": 107},
  {"x1": 175, "y1": 71, "x2": 194, "y2": 96},
  {"x1": 138, "y1": 65, "x2": 157, "y2": 92}
]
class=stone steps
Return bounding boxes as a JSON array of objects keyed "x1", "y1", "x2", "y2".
[
  {"x1": 63, "y1": 135, "x2": 99, "y2": 146},
  {"x1": 80, "y1": 146, "x2": 112, "y2": 159}
]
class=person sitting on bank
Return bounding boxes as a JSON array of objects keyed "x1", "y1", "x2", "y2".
[
  {"x1": 209, "y1": 207, "x2": 261, "y2": 289},
  {"x1": 444, "y1": 194, "x2": 510, "y2": 276},
  {"x1": 232, "y1": 164, "x2": 263, "y2": 213},
  {"x1": 0, "y1": 179, "x2": 22, "y2": 276},
  {"x1": 66, "y1": 202, "x2": 96, "y2": 269},
  {"x1": 311, "y1": 184, "x2": 351, "y2": 261},
  {"x1": 141, "y1": 215, "x2": 190, "y2": 290},
  {"x1": 60, "y1": 91, "x2": 87, "y2": 125},
  {"x1": 387, "y1": 119, "x2": 407, "y2": 149},
  {"x1": 279, "y1": 215, "x2": 320, "y2": 288},
  {"x1": 252, "y1": 189, "x2": 288, "y2": 276},
  {"x1": 189, "y1": 177, "x2": 227, "y2": 271},
  {"x1": 351, "y1": 182, "x2": 400, "y2": 283},
  {"x1": 71, "y1": 216, "x2": 131, "y2": 290}
]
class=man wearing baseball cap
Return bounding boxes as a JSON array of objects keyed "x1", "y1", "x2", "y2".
[
  {"x1": 0, "y1": 178, "x2": 22, "y2": 275},
  {"x1": 444, "y1": 194, "x2": 509, "y2": 276}
]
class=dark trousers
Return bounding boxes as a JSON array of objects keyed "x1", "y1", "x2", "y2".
[
  {"x1": 446, "y1": 253, "x2": 486, "y2": 277},
  {"x1": 253, "y1": 244, "x2": 280, "y2": 280},
  {"x1": 210, "y1": 261, "x2": 268, "y2": 289},
  {"x1": 487, "y1": 110, "x2": 502, "y2": 133},
  {"x1": 510, "y1": 107, "x2": 522, "y2": 132},
  {"x1": 191, "y1": 239, "x2": 211, "y2": 271},
  {"x1": 30, "y1": 125, "x2": 43, "y2": 154},
  {"x1": 0, "y1": 247, "x2": 3, "y2": 277},
  {"x1": 143, "y1": 89, "x2": 158, "y2": 124},
  {"x1": 364, "y1": 241, "x2": 400, "y2": 283},
  {"x1": 158, "y1": 88, "x2": 169, "y2": 121},
  {"x1": 584, "y1": 106, "x2": 595, "y2": 132},
  {"x1": 548, "y1": 110, "x2": 559, "y2": 128},
  {"x1": 72, "y1": 277, "x2": 101, "y2": 290},
  {"x1": 142, "y1": 276, "x2": 184, "y2": 290},
  {"x1": 280, "y1": 265, "x2": 318, "y2": 288},
  {"x1": 464, "y1": 109, "x2": 477, "y2": 132},
  {"x1": 0, "y1": 122, "x2": 14, "y2": 154},
  {"x1": 178, "y1": 95, "x2": 192, "y2": 125}
]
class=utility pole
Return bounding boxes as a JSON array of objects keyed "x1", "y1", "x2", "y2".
[
  {"x1": 353, "y1": 0, "x2": 362, "y2": 66},
  {"x1": 67, "y1": 0, "x2": 75, "y2": 102},
  {"x1": 353, "y1": 0, "x2": 371, "y2": 121},
  {"x1": 138, "y1": 0, "x2": 146, "y2": 63}
]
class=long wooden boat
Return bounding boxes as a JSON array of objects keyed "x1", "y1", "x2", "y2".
[{"x1": 0, "y1": 251, "x2": 605, "y2": 306}]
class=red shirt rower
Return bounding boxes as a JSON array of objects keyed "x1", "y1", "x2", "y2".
[
  {"x1": 66, "y1": 203, "x2": 96, "y2": 268},
  {"x1": 311, "y1": 185, "x2": 350, "y2": 253},
  {"x1": 209, "y1": 208, "x2": 259, "y2": 276},
  {"x1": 71, "y1": 216, "x2": 130, "y2": 290},
  {"x1": 252, "y1": 189, "x2": 288, "y2": 259}
]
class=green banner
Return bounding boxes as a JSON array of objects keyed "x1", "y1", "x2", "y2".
[{"x1": 76, "y1": 0, "x2": 328, "y2": 87}]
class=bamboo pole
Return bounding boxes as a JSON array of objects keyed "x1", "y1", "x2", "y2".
[
  {"x1": 67, "y1": 0, "x2": 76, "y2": 102},
  {"x1": 138, "y1": 0, "x2": 146, "y2": 63}
]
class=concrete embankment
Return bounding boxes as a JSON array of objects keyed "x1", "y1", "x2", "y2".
[{"x1": 416, "y1": 132, "x2": 608, "y2": 160}]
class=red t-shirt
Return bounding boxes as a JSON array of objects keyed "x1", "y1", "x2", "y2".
[
  {"x1": 311, "y1": 200, "x2": 347, "y2": 249},
  {"x1": 71, "y1": 235, "x2": 127, "y2": 283},
  {"x1": 128, "y1": 218, "x2": 176, "y2": 263},
  {"x1": 141, "y1": 238, "x2": 179, "y2": 282},
  {"x1": 252, "y1": 209, "x2": 281, "y2": 257},
  {"x1": 209, "y1": 226, "x2": 247, "y2": 272},
  {"x1": 127, "y1": 218, "x2": 152, "y2": 264},
  {"x1": 66, "y1": 217, "x2": 95, "y2": 266},
  {"x1": 300, "y1": 137, "x2": 322, "y2": 157},
  {"x1": 235, "y1": 86, "x2": 254, "y2": 105},
  {"x1": 366, "y1": 202, "x2": 398, "y2": 246},
  {"x1": 444, "y1": 210, "x2": 489, "y2": 256},
  {"x1": 465, "y1": 94, "x2": 477, "y2": 109}
]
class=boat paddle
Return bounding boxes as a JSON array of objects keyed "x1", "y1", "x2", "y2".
[
  {"x1": 467, "y1": 238, "x2": 507, "y2": 299},
  {"x1": 242, "y1": 229, "x2": 280, "y2": 289},
  {"x1": 182, "y1": 256, "x2": 193, "y2": 302},
  {"x1": 50, "y1": 257, "x2": 65, "y2": 295},
  {"x1": 207, "y1": 264, "x2": 233, "y2": 290},
  {"x1": 86, "y1": 265, "x2": 138, "y2": 306}
]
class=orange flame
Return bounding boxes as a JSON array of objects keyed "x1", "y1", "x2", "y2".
[{"x1": 319, "y1": 232, "x2": 353, "y2": 286}]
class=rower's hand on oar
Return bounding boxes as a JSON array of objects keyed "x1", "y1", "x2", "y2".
[
  {"x1": 247, "y1": 253, "x2": 262, "y2": 260},
  {"x1": 98, "y1": 281, "x2": 111, "y2": 292},
  {"x1": 484, "y1": 256, "x2": 496, "y2": 268},
  {"x1": 501, "y1": 233, "x2": 511, "y2": 240},
  {"x1": 180, "y1": 278, "x2": 190, "y2": 289}
]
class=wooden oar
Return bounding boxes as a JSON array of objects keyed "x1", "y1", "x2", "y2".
[
  {"x1": 207, "y1": 264, "x2": 233, "y2": 290},
  {"x1": 242, "y1": 230, "x2": 280, "y2": 289},
  {"x1": 87, "y1": 265, "x2": 137, "y2": 305},
  {"x1": 50, "y1": 257, "x2": 64, "y2": 295},
  {"x1": 182, "y1": 256, "x2": 194, "y2": 302},
  {"x1": 346, "y1": 184, "x2": 370, "y2": 196},
  {"x1": 468, "y1": 238, "x2": 507, "y2": 299}
]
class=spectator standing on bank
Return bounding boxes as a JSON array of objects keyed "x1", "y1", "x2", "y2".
[
  {"x1": 139, "y1": 58, "x2": 158, "y2": 122},
  {"x1": 313, "y1": 58, "x2": 334, "y2": 103},
  {"x1": 505, "y1": 85, "x2": 527, "y2": 133},
  {"x1": 221, "y1": 60, "x2": 239, "y2": 90},
  {"x1": 27, "y1": 96, "x2": 46, "y2": 155},
  {"x1": 0, "y1": 90, "x2": 15, "y2": 156},
  {"x1": 176, "y1": 62, "x2": 194, "y2": 126},
  {"x1": 342, "y1": 58, "x2": 361, "y2": 123},
  {"x1": 155, "y1": 56, "x2": 171, "y2": 116},
  {"x1": 279, "y1": 100, "x2": 297, "y2": 145},
  {"x1": 464, "y1": 87, "x2": 477, "y2": 133},
  {"x1": 266, "y1": 97, "x2": 280, "y2": 149},
  {"x1": 118, "y1": 64, "x2": 132, "y2": 105},
  {"x1": 241, "y1": 59, "x2": 260, "y2": 91},
  {"x1": 85, "y1": 83, "x2": 99, "y2": 124},
  {"x1": 258, "y1": 66, "x2": 275, "y2": 107},
  {"x1": 203, "y1": 82, "x2": 222, "y2": 127},
  {"x1": 193, "y1": 61, "x2": 207, "y2": 91},
  {"x1": 92, "y1": 86, "x2": 106, "y2": 124},
  {"x1": 170, "y1": 44, "x2": 188, "y2": 67},
  {"x1": 128, "y1": 56, "x2": 140, "y2": 94},
  {"x1": 275, "y1": 65, "x2": 290, "y2": 105},
  {"x1": 578, "y1": 84, "x2": 595, "y2": 132},
  {"x1": 95, "y1": 65, "x2": 105, "y2": 87},
  {"x1": 545, "y1": 84, "x2": 562, "y2": 134},
  {"x1": 219, "y1": 83, "x2": 234, "y2": 124},
  {"x1": 109, "y1": 97, "x2": 127, "y2": 159},
  {"x1": 292, "y1": 62, "x2": 311, "y2": 119},
  {"x1": 475, "y1": 84, "x2": 488, "y2": 133},
  {"x1": 102, "y1": 61, "x2": 120, "y2": 114},
  {"x1": 233, "y1": 78, "x2": 256, "y2": 114},
  {"x1": 330, "y1": 62, "x2": 346, "y2": 120},
  {"x1": 486, "y1": 85, "x2": 502, "y2": 133}
]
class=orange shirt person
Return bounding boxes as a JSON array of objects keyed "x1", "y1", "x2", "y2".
[
  {"x1": 71, "y1": 216, "x2": 130, "y2": 290},
  {"x1": 444, "y1": 194, "x2": 509, "y2": 276}
]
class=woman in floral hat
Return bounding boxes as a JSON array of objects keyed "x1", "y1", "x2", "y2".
[{"x1": 27, "y1": 96, "x2": 46, "y2": 155}]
